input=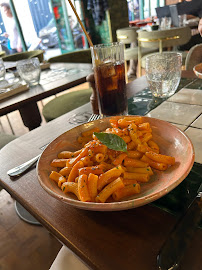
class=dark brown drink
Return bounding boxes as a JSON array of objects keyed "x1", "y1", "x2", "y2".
[{"x1": 94, "y1": 62, "x2": 128, "y2": 117}]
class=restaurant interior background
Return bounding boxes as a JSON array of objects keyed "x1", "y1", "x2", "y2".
[
  {"x1": 0, "y1": 0, "x2": 201, "y2": 59},
  {"x1": 0, "y1": 0, "x2": 181, "y2": 59},
  {"x1": 0, "y1": 0, "x2": 202, "y2": 134}
]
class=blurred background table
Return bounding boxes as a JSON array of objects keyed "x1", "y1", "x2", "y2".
[{"x1": 0, "y1": 63, "x2": 92, "y2": 131}]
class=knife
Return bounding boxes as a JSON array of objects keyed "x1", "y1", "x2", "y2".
[{"x1": 157, "y1": 182, "x2": 202, "y2": 270}]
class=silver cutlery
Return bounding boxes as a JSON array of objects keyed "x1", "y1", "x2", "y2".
[
  {"x1": 7, "y1": 113, "x2": 101, "y2": 177},
  {"x1": 7, "y1": 153, "x2": 40, "y2": 177},
  {"x1": 7, "y1": 144, "x2": 48, "y2": 177}
]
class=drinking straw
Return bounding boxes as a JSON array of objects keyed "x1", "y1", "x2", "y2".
[{"x1": 67, "y1": 0, "x2": 94, "y2": 48}]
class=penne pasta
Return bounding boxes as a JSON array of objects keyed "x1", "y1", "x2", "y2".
[
  {"x1": 141, "y1": 155, "x2": 168, "y2": 171},
  {"x1": 126, "y1": 166, "x2": 154, "y2": 176},
  {"x1": 147, "y1": 140, "x2": 159, "y2": 153},
  {"x1": 61, "y1": 182, "x2": 80, "y2": 200},
  {"x1": 59, "y1": 166, "x2": 72, "y2": 177},
  {"x1": 49, "y1": 171, "x2": 66, "y2": 188},
  {"x1": 58, "y1": 149, "x2": 82, "y2": 159},
  {"x1": 98, "y1": 165, "x2": 125, "y2": 191},
  {"x1": 95, "y1": 153, "x2": 105, "y2": 163},
  {"x1": 68, "y1": 148, "x2": 88, "y2": 166},
  {"x1": 78, "y1": 174, "x2": 91, "y2": 202},
  {"x1": 127, "y1": 150, "x2": 143, "y2": 159},
  {"x1": 79, "y1": 164, "x2": 105, "y2": 176},
  {"x1": 51, "y1": 159, "x2": 68, "y2": 168},
  {"x1": 124, "y1": 157, "x2": 148, "y2": 168},
  {"x1": 49, "y1": 116, "x2": 175, "y2": 203},
  {"x1": 112, "y1": 153, "x2": 128, "y2": 166},
  {"x1": 81, "y1": 127, "x2": 100, "y2": 137},
  {"x1": 121, "y1": 135, "x2": 131, "y2": 143},
  {"x1": 137, "y1": 143, "x2": 153, "y2": 154},
  {"x1": 123, "y1": 172, "x2": 150, "y2": 182},
  {"x1": 112, "y1": 183, "x2": 141, "y2": 201},
  {"x1": 68, "y1": 161, "x2": 84, "y2": 182},
  {"x1": 145, "y1": 151, "x2": 175, "y2": 165},
  {"x1": 96, "y1": 177, "x2": 124, "y2": 203},
  {"x1": 88, "y1": 173, "x2": 98, "y2": 201}
]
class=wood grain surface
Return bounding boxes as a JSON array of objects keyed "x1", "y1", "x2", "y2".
[{"x1": 0, "y1": 75, "x2": 201, "y2": 269}]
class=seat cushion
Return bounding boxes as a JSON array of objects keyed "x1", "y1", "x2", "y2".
[
  {"x1": 42, "y1": 88, "x2": 92, "y2": 122},
  {"x1": 48, "y1": 49, "x2": 92, "y2": 64},
  {"x1": 0, "y1": 133, "x2": 17, "y2": 150},
  {"x1": 2, "y1": 50, "x2": 44, "y2": 62}
]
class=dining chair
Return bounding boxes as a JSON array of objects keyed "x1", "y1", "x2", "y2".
[
  {"x1": 2, "y1": 49, "x2": 44, "y2": 63},
  {"x1": 42, "y1": 88, "x2": 92, "y2": 122},
  {"x1": 0, "y1": 132, "x2": 17, "y2": 150},
  {"x1": 137, "y1": 26, "x2": 192, "y2": 76},
  {"x1": 42, "y1": 50, "x2": 93, "y2": 122},
  {"x1": 116, "y1": 27, "x2": 157, "y2": 78},
  {"x1": 185, "y1": 43, "x2": 202, "y2": 71}
]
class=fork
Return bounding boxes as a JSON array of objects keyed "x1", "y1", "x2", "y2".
[
  {"x1": 7, "y1": 114, "x2": 101, "y2": 177},
  {"x1": 7, "y1": 144, "x2": 48, "y2": 177},
  {"x1": 87, "y1": 114, "x2": 101, "y2": 122}
]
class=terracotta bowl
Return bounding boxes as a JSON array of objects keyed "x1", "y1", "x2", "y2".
[
  {"x1": 37, "y1": 116, "x2": 195, "y2": 211},
  {"x1": 193, "y1": 63, "x2": 202, "y2": 79}
]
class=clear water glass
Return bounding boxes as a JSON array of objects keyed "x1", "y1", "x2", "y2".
[
  {"x1": 0, "y1": 58, "x2": 6, "y2": 80},
  {"x1": 178, "y1": 14, "x2": 187, "y2": 27},
  {"x1": 160, "y1": 17, "x2": 172, "y2": 30},
  {"x1": 16, "y1": 57, "x2": 41, "y2": 86},
  {"x1": 145, "y1": 52, "x2": 182, "y2": 98}
]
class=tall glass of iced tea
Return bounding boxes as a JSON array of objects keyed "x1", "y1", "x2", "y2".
[{"x1": 91, "y1": 43, "x2": 128, "y2": 118}]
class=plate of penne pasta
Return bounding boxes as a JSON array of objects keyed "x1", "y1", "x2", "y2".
[{"x1": 37, "y1": 115, "x2": 195, "y2": 211}]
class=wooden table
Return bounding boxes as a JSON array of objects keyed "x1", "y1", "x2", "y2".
[
  {"x1": 0, "y1": 63, "x2": 92, "y2": 130},
  {"x1": 0, "y1": 74, "x2": 201, "y2": 270}
]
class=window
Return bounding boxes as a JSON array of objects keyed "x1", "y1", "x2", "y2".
[{"x1": 138, "y1": 0, "x2": 165, "y2": 19}]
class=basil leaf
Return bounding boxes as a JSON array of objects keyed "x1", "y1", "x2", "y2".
[{"x1": 94, "y1": 132, "x2": 127, "y2": 152}]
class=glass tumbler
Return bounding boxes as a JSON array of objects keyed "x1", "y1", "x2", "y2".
[
  {"x1": 178, "y1": 14, "x2": 187, "y2": 27},
  {"x1": 16, "y1": 57, "x2": 41, "y2": 86},
  {"x1": 145, "y1": 52, "x2": 182, "y2": 99},
  {"x1": 91, "y1": 42, "x2": 128, "y2": 118},
  {"x1": 0, "y1": 58, "x2": 6, "y2": 81}
]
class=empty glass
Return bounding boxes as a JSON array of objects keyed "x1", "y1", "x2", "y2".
[
  {"x1": 160, "y1": 17, "x2": 172, "y2": 30},
  {"x1": 145, "y1": 52, "x2": 182, "y2": 98},
  {"x1": 0, "y1": 58, "x2": 6, "y2": 81},
  {"x1": 178, "y1": 14, "x2": 187, "y2": 27},
  {"x1": 16, "y1": 57, "x2": 41, "y2": 86}
]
